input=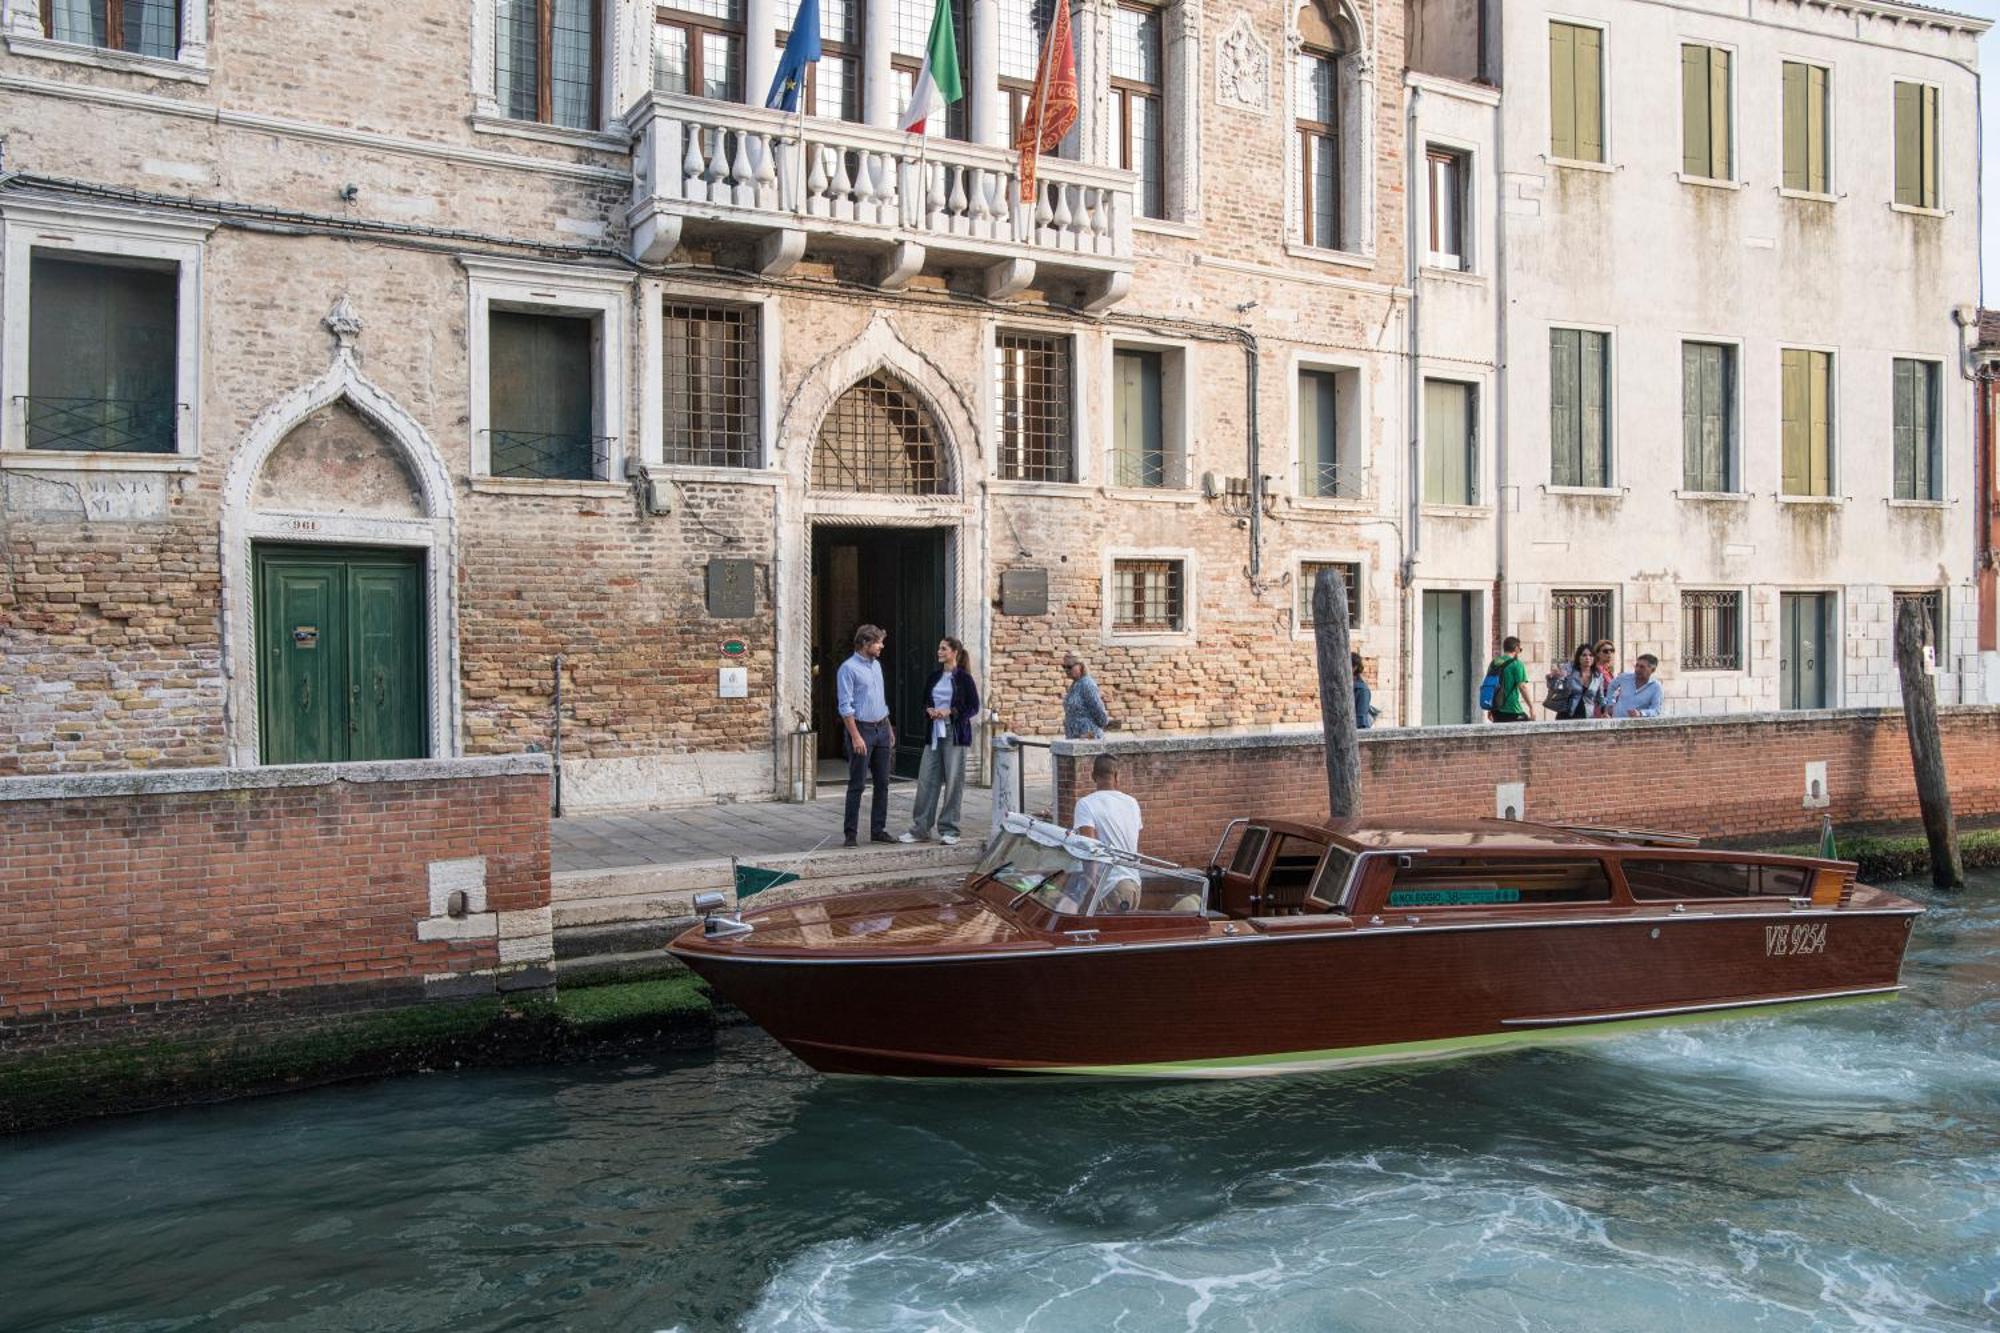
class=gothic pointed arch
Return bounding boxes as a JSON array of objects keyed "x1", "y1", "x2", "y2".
[
  {"x1": 777, "y1": 314, "x2": 978, "y2": 489},
  {"x1": 812, "y1": 372, "x2": 951, "y2": 495}
]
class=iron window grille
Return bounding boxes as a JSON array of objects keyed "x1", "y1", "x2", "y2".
[
  {"x1": 655, "y1": 0, "x2": 744, "y2": 102},
  {"x1": 22, "y1": 397, "x2": 178, "y2": 453},
  {"x1": 1681, "y1": 590, "x2": 1742, "y2": 671},
  {"x1": 1113, "y1": 558, "x2": 1185, "y2": 632},
  {"x1": 497, "y1": 0, "x2": 600, "y2": 129},
  {"x1": 996, "y1": 331, "x2": 1073, "y2": 483},
  {"x1": 41, "y1": 0, "x2": 179, "y2": 58},
  {"x1": 1551, "y1": 589, "x2": 1612, "y2": 661},
  {"x1": 813, "y1": 373, "x2": 946, "y2": 494},
  {"x1": 664, "y1": 303, "x2": 759, "y2": 468},
  {"x1": 488, "y1": 430, "x2": 614, "y2": 481},
  {"x1": 1298, "y1": 561, "x2": 1361, "y2": 628},
  {"x1": 1892, "y1": 589, "x2": 1944, "y2": 655}
]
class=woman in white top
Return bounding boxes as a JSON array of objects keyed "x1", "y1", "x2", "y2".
[{"x1": 901, "y1": 638, "x2": 980, "y2": 845}]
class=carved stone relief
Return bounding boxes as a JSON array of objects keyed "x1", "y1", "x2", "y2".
[{"x1": 1216, "y1": 13, "x2": 1272, "y2": 116}]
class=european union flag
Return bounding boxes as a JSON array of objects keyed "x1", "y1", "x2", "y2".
[{"x1": 765, "y1": 0, "x2": 822, "y2": 112}]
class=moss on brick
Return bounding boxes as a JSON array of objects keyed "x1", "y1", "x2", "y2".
[
  {"x1": 1768, "y1": 828, "x2": 2000, "y2": 883},
  {"x1": 0, "y1": 980, "x2": 714, "y2": 1136}
]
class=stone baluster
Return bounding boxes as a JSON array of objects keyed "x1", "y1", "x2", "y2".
[
  {"x1": 830, "y1": 151, "x2": 855, "y2": 220},
  {"x1": 682, "y1": 126, "x2": 707, "y2": 197},
  {"x1": 730, "y1": 131, "x2": 757, "y2": 207},
  {"x1": 807, "y1": 144, "x2": 831, "y2": 215},
  {"x1": 703, "y1": 129, "x2": 730, "y2": 205}
]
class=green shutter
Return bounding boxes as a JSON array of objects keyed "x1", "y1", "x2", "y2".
[
  {"x1": 1917, "y1": 360, "x2": 1937, "y2": 499},
  {"x1": 1580, "y1": 330, "x2": 1608, "y2": 487},
  {"x1": 1114, "y1": 350, "x2": 1165, "y2": 487},
  {"x1": 1807, "y1": 65, "x2": 1828, "y2": 192},
  {"x1": 1682, "y1": 343, "x2": 1729, "y2": 492},
  {"x1": 1425, "y1": 380, "x2": 1471, "y2": 505},
  {"x1": 1711, "y1": 48, "x2": 1732, "y2": 179},
  {"x1": 1781, "y1": 348, "x2": 1807, "y2": 494},
  {"x1": 1895, "y1": 82, "x2": 1922, "y2": 206},
  {"x1": 1893, "y1": 358, "x2": 1916, "y2": 499},
  {"x1": 1922, "y1": 85, "x2": 1940, "y2": 209},
  {"x1": 1575, "y1": 26, "x2": 1603, "y2": 163},
  {"x1": 1550, "y1": 24, "x2": 1576, "y2": 161},
  {"x1": 1300, "y1": 369, "x2": 1339, "y2": 494},
  {"x1": 1682, "y1": 46, "x2": 1707, "y2": 177},
  {"x1": 1808, "y1": 350, "x2": 1832, "y2": 495},
  {"x1": 1551, "y1": 328, "x2": 1580, "y2": 485},
  {"x1": 1782, "y1": 62, "x2": 1806, "y2": 190}
]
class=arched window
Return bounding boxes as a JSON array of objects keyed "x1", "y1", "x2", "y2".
[
  {"x1": 814, "y1": 374, "x2": 948, "y2": 494},
  {"x1": 1293, "y1": 1, "x2": 1357, "y2": 251}
]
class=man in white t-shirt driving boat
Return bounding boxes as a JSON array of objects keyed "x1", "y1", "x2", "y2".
[{"x1": 1071, "y1": 754, "x2": 1143, "y2": 911}]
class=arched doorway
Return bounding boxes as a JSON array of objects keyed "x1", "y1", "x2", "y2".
[{"x1": 810, "y1": 373, "x2": 955, "y2": 776}]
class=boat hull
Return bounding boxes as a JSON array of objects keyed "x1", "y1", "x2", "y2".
[{"x1": 673, "y1": 905, "x2": 1920, "y2": 1077}]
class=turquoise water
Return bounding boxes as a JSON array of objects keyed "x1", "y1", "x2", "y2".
[{"x1": 3, "y1": 875, "x2": 1996, "y2": 1332}]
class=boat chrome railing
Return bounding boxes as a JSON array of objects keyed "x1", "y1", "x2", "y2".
[{"x1": 1544, "y1": 823, "x2": 1703, "y2": 847}]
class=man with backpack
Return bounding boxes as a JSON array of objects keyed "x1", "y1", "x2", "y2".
[{"x1": 1480, "y1": 637, "x2": 1531, "y2": 723}]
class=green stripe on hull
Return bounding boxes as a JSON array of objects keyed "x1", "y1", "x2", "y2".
[{"x1": 1031, "y1": 992, "x2": 1898, "y2": 1079}]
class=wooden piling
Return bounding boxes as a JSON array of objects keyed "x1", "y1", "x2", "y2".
[
  {"x1": 1313, "y1": 568, "x2": 1362, "y2": 819},
  {"x1": 1893, "y1": 598, "x2": 1963, "y2": 888}
]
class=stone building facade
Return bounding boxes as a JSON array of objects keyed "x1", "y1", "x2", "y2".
[
  {"x1": 0, "y1": 0, "x2": 1418, "y2": 809},
  {"x1": 1406, "y1": 0, "x2": 1993, "y2": 718}
]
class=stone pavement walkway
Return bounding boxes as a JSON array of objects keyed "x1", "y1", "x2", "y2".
[{"x1": 552, "y1": 776, "x2": 997, "y2": 873}]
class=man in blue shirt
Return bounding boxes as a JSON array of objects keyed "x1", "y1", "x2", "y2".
[
  {"x1": 838, "y1": 624, "x2": 897, "y2": 846},
  {"x1": 1609, "y1": 653, "x2": 1665, "y2": 718}
]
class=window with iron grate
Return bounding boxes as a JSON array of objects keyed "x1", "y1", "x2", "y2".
[
  {"x1": 1298, "y1": 561, "x2": 1360, "y2": 628},
  {"x1": 1551, "y1": 589, "x2": 1612, "y2": 661},
  {"x1": 995, "y1": 332, "x2": 1073, "y2": 483},
  {"x1": 814, "y1": 374, "x2": 947, "y2": 494},
  {"x1": 1680, "y1": 590, "x2": 1742, "y2": 671},
  {"x1": 1892, "y1": 589, "x2": 1944, "y2": 656},
  {"x1": 664, "y1": 303, "x2": 760, "y2": 468},
  {"x1": 1113, "y1": 558, "x2": 1185, "y2": 632}
]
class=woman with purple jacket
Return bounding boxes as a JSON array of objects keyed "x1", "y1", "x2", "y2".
[{"x1": 901, "y1": 637, "x2": 981, "y2": 846}]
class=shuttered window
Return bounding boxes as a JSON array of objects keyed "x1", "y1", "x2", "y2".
[
  {"x1": 27, "y1": 255, "x2": 178, "y2": 454},
  {"x1": 1782, "y1": 61, "x2": 1830, "y2": 193},
  {"x1": 1298, "y1": 369, "x2": 1344, "y2": 497},
  {"x1": 1548, "y1": 22, "x2": 1604, "y2": 164},
  {"x1": 1681, "y1": 341, "x2": 1736, "y2": 493},
  {"x1": 1550, "y1": 328, "x2": 1610, "y2": 487},
  {"x1": 1779, "y1": 348, "x2": 1834, "y2": 497},
  {"x1": 1894, "y1": 82, "x2": 1940, "y2": 209},
  {"x1": 1423, "y1": 379, "x2": 1476, "y2": 505},
  {"x1": 488, "y1": 310, "x2": 600, "y2": 480},
  {"x1": 1893, "y1": 358, "x2": 1941, "y2": 501},
  {"x1": 1113, "y1": 348, "x2": 1178, "y2": 488},
  {"x1": 1680, "y1": 44, "x2": 1732, "y2": 180}
]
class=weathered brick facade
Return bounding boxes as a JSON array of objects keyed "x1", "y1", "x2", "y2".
[
  {"x1": 0, "y1": 757, "x2": 554, "y2": 1052},
  {"x1": 1, "y1": 0, "x2": 1419, "y2": 809}
]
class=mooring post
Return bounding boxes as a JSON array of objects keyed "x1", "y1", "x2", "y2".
[
  {"x1": 1313, "y1": 569, "x2": 1362, "y2": 819},
  {"x1": 551, "y1": 653, "x2": 565, "y2": 820},
  {"x1": 1893, "y1": 599, "x2": 1962, "y2": 888},
  {"x1": 991, "y1": 732, "x2": 1021, "y2": 840}
]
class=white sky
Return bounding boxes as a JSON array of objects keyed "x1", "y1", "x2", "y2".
[{"x1": 1974, "y1": 0, "x2": 2000, "y2": 302}]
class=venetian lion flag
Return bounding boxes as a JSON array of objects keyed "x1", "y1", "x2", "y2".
[
  {"x1": 1014, "y1": 0, "x2": 1078, "y2": 202},
  {"x1": 896, "y1": 0, "x2": 963, "y2": 134}
]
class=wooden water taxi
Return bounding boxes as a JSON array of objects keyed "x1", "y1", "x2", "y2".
[{"x1": 667, "y1": 814, "x2": 1922, "y2": 1078}]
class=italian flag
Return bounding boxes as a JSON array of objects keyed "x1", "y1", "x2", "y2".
[{"x1": 896, "y1": 0, "x2": 963, "y2": 133}]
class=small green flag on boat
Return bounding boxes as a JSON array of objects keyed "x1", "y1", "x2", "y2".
[
  {"x1": 1819, "y1": 815, "x2": 1838, "y2": 861},
  {"x1": 734, "y1": 860, "x2": 801, "y2": 899}
]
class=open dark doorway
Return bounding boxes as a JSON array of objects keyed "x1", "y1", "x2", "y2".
[{"x1": 812, "y1": 525, "x2": 950, "y2": 779}]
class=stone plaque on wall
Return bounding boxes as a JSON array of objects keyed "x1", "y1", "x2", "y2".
[
  {"x1": 1000, "y1": 568, "x2": 1049, "y2": 616},
  {"x1": 706, "y1": 559, "x2": 757, "y2": 618},
  {"x1": 1216, "y1": 14, "x2": 1272, "y2": 116}
]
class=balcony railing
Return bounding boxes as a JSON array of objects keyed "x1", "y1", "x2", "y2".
[
  {"x1": 628, "y1": 93, "x2": 1134, "y2": 311},
  {"x1": 487, "y1": 430, "x2": 616, "y2": 482},
  {"x1": 19, "y1": 396, "x2": 177, "y2": 453},
  {"x1": 1297, "y1": 460, "x2": 1371, "y2": 501}
]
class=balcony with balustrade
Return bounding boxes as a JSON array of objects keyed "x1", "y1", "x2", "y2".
[{"x1": 626, "y1": 93, "x2": 1136, "y2": 311}]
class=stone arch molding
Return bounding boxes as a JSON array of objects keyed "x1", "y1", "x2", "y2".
[
  {"x1": 220, "y1": 297, "x2": 462, "y2": 767},
  {"x1": 778, "y1": 314, "x2": 981, "y2": 495}
]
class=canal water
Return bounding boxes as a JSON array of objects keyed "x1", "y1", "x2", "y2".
[{"x1": 4, "y1": 874, "x2": 1997, "y2": 1333}]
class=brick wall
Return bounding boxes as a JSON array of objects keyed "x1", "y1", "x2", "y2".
[
  {"x1": 1051, "y1": 708, "x2": 2000, "y2": 867},
  {"x1": 0, "y1": 756, "x2": 553, "y2": 1051}
]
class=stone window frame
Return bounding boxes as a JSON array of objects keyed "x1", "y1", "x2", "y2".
[
  {"x1": 1679, "y1": 586, "x2": 1747, "y2": 674},
  {"x1": 470, "y1": 0, "x2": 633, "y2": 148},
  {"x1": 2, "y1": 0, "x2": 210, "y2": 82},
  {"x1": 1419, "y1": 372, "x2": 1483, "y2": 510},
  {"x1": 1546, "y1": 12, "x2": 1612, "y2": 171},
  {"x1": 1888, "y1": 75, "x2": 1945, "y2": 216},
  {"x1": 1107, "y1": 0, "x2": 1202, "y2": 231},
  {"x1": 0, "y1": 198, "x2": 212, "y2": 467},
  {"x1": 1546, "y1": 318, "x2": 1619, "y2": 493},
  {"x1": 1281, "y1": 0, "x2": 1376, "y2": 268},
  {"x1": 637, "y1": 280, "x2": 782, "y2": 480},
  {"x1": 1675, "y1": 37, "x2": 1740, "y2": 188},
  {"x1": 1102, "y1": 331, "x2": 1196, "y2": 498},
  {"x1": 985, "y1": 319, "x2": 1089, "y2": 493},
  {"x1": 461, "y1": 255, "x2": 633, "y2": 495},
  {"x1": 1775, "y1": 341, "x2": 1842, "y2": 502},
  {"x1": 1287, "y1": 348, "x2": 1370, "y2": 507},
  {"x1": 1421, "y1": 136, "x2": 1477, "y2": 274},
  {"x1": 1101, "y1": 544, "x2": 1198, "y2": 647},
  {"x1": 1777, "y1": 54, "x2": 1837, "y2": 201},
  {"x1": 1678, "y1": 331, "x2": 1745, "y2": 497}
]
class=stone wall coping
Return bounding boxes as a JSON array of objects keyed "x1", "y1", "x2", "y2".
[
  {"x1": 0, "y1": 754, "x2": 552, "y2": 804},
  {"x1": 1047, "y1": 706, "x2": 1997, "y2": 758}
]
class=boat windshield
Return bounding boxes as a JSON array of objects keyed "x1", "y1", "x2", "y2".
[{"x1": 974, "y1": 819, "x2": 1209, "y2": 917}]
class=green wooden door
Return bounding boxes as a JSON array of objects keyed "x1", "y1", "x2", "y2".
[
  {"x1": 1781, "y1": 592, "x2": 1831, "y2": 710},
  {"x1": 1423, "y1": 591, "x2": 1475, "y2": 726},
  {"x1": 887, "y1": 530, "x2": 948, "y2": 780},
  {"x1": 256, "y1": 546, "x2": 427, "y2": 764}
]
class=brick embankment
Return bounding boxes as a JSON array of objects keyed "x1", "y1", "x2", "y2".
[
  {"x1": 1051, "y1": 708, "x2": 2000, "y2": 868},
  {"x1": 0, "y1": 757, "x2": 556, "y2": 1055}
]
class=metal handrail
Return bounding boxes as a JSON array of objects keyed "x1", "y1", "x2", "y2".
[{"x1": 16, "y1": 395, "x2": 180, "y2": 453}]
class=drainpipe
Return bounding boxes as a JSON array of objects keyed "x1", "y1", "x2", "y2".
[
  {"x1": 1490, "y1": 3, "x2": 1510, "y2": 659},
  {"x1": 1245, "y1": 332, "x2": 1263, "y2": 579},
  {"x1": 1401, "y1": 84, "x2": 1424, "y2": 724}
]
